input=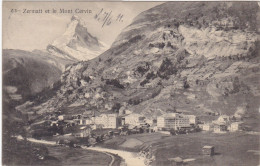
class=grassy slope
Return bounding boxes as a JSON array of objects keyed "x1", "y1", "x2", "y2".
[
  {"x1": 153, "y1": 132, "x2": 259, "y2": 166},
  {"x1": 99, "y1": 132, "x2": 259, "y2": 166},
  {"x1": 46, "y1": 146, "x2": 111, "y2": 166}
]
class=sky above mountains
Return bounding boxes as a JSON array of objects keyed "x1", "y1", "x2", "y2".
[{"x1": 3, "y1": 2, "x2": 162, "y2": 51}]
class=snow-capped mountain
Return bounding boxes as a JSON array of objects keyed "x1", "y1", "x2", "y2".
[{"x1": 47, "y1": 15, "x2": 108, "y2": 61}]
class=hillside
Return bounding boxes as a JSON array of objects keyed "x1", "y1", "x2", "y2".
[
  {"x1": 2, "y1": 49, "x2": 73, "y2": 103},
  {"x1": 19, "y1": 2, "x2": 260, "y2": 129}
]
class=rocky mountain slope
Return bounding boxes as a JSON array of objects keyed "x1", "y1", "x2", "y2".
[
  {"x1": 47, "y1": 15, "x2": 108, "y2": 61},
  {"x1": 19, "y1": 2, "x2": 260, "y2": 129},
  {"x1": 3, "y1": 49, "x2": 74, "y2": 103}
]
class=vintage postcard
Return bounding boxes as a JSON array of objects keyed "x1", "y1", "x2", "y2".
[{"x1": 2, "y1": 1, "x2": 260, "y2": 166}]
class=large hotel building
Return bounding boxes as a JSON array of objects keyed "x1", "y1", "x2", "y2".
[{"x1": 157, "y1": 113, "x2": 193, "y2": 130}]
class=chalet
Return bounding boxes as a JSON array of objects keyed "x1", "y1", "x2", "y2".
[
  {"x1": 74, "y1": 126, "x2": 92, "y2": 138},
  {"x1": 183, "y1": 114, "x2": 198, "y2": 125},
  {"x1": 79, "y1": 117, "x2": 93, "y2": 125},
  {"x1": 64, "y1": 120, "x2": 76, "y2": 127},
  {"x1": 124, "y1": 113, "x2": 145, "y2": 126},
  {"x1": 202, "y1": 146, "x2": 214, "y2": 156},
  {"x1": 58, "y1": 115, "x2": 73, "y2": 121},
  {"x1": 229, "y1": 122, "x2": 243, "y2": 132},
  {"x1": 214, "y1": 124, "x2": 227, "y2": 133},
  {"x1": 216, "y1": 115, "x2": 230, "y2": 124},
  {"x1": 169, "y1": 157, "x2": 183, "y2": 166},
  {"x1": 202, "y1": 123, "x2": 213, "y2": 131},
  {"x1": 94, "y1": 114, "x2": 119, "y2": 129}
]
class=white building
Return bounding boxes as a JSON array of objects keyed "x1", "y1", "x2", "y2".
[
  {"x1": 58, "y1": 115, "x2": 64, "y2": 121},
  {"x1": 79, "y1": 118, "x2": 93, "y2": 125},
  {"x1": 202, "y1": 123, "x2": 213, "y2": 131},
  {"x1": 124, "y1": 113, "x2": 145, "y2": 126},
  {"x1": 214, "y1": 124, "x2": 227, "y2": 133},
  {"x1": 183, "y1": 115, "x2": 198, "y2": 125},
  {"x1": 74, "y1": 126, "x2": 92, "y2": 138},
  {"x1": 125, "y1": 110, "x2": 133, "y2": 114},
  {"x1": 94, "y1": 114, "x2": 118, "y2": 129},
  {"x1": 157, "y1": 113, "x2": 190, "y2": 130},
  {"x1": 229, "y1": 122, "x2": 243, "y2": 132},
  {"x1": 58, "y1": 115, "x2": 73, "y2": 121}
]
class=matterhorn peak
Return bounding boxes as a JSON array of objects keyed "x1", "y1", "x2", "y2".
[
  {"x1": 70, "y1": 15, "x2": 88, "y2": 28},
  {"x1": 47, "y1": 15, "x2": 108, "y2": 61},
  {"x1": 71, "y1": 15, "x2": 80, "y2": 21}
]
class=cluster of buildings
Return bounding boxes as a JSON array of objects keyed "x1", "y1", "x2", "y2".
[
  {"x1": 51, "y1": 111, "x2": 199, "y2": 138},
  {"x1": 52, "y1": 111, "x2": 150, "y2": 137},
  {"x1": 76, "y1": 112, "x2": 148, "y2": 129},
  {"x1": 80, "y1": 113, "x2": 119, "y2": 128},
  {"x1": 199, "y1": 115, "x2": 243, "y2": 133},
  {"x1": 76, "y1": 112, "x2": 198, "y2": 131},
  {"x1": 45, "y1": 109, "x2": 243, "y2": 139}
]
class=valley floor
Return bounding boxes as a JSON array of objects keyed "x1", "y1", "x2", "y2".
[
  {"x1": 151, "y1": 132, "x2": 260, "y2": 166},
  {"x1": 20, "y1": 131, "x2": 259, "y2": 166},
  {"x1": 18, "y1": 137, "x2": 119, "y2": 166},
  {"x1": 98, "y1": 132, "x2": 260, "y2": 166},
  {"x1": 86, "y1": 146, "x2": 145, "y2": 166},
  {"x1": 45, "y1": 146, "x2": 113, "y2": 166}
]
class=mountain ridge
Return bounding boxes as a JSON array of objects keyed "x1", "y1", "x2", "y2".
[{"x1": 2, "y1": 49, "x2": 72, "y2": 103}]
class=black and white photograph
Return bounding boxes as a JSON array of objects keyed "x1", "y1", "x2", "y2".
[{"x1": 2, "y1": 1, "x2": 260, "y2": 166}]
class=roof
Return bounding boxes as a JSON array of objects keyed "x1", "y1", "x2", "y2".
[
  {"x1": 64, "y1": 120, "x2": 75, "y2": 123},
  {"x1": 118, "y1": 114, "x2": 128, "y2": 118},
  {"x1": 80, "y1": 126, "x2": 87, "y2": 129},
  {"x1": 169, "y1": 157, "x2": 183, "y2": 162},
  {"x1": 183, "y1": 114, "x2": 196, "y2": 117},
  {"x1": 72, "y1": 125, "x2": 92, "y2": 133},
  {"x1": 160, "y1": 113, "x2": 178, "y2": 118},
  {"x1": 214, "y1": 123, "x2": 227, "y2": 126},
  {"x1": 231, "y1": 122, "x2": 243, "y2": 124},
  {"x1": 212, "y1": 120, "x2": 227, "y2": 125},
  {"x1": 125, "y1": 113, "x2": 144, "y2": 118},
  {"x1": 218, "y1": 115, "x2": 230, "y2": 119}
]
